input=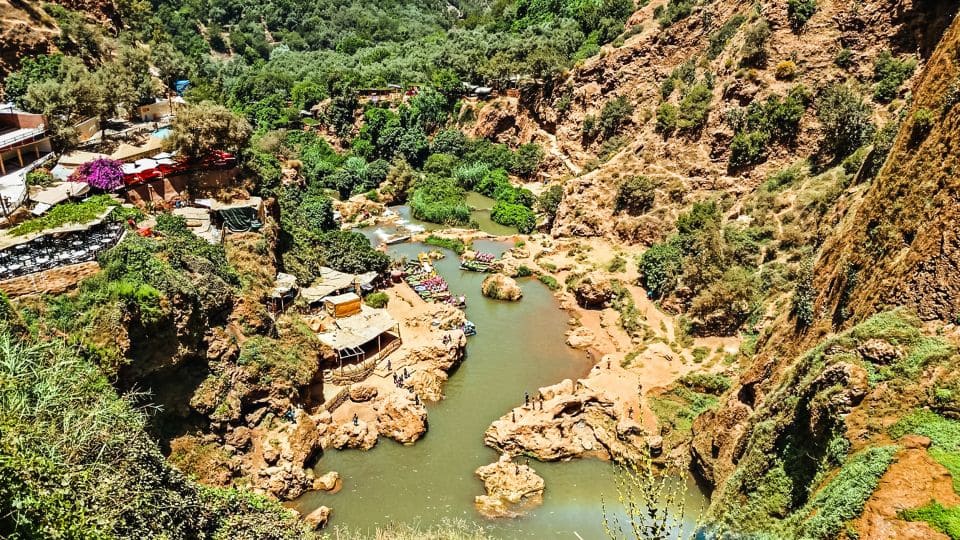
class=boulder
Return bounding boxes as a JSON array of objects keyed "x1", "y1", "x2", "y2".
[
  {"x1": 474, "y1": 454, "x2": 545, "y2": 518},
  {"x1": 304, "y1": 505, "x2": 331, "y2": 530},
  {"x1": 573, "y1": 273, "x2": 614, "y2": 308},
  {"x1": 858, "y1": 339, "x2": 901, "y2": 364},
  {"x1": 288, "y1": 414, "x2": 323, "y2": 467},
  {"x1": 328, "y1": 419, "x2": 379, "y2": 450},
  {"x1": 374, "y1": 392, "x2": 428, "y2": 444},
  {"x1": 565, "y1": 326, "x2": 595, "y2": 349},
  {"x1": 349, "y1": 384, "x2": 379, "y2": 402},
  {"x1": 646, "y1": 435, "x2": 664, "y2": 457},
  {"x1": 313, "y1": 470, "x2": 340, "y2": 491},
  {"x1": 482, "y1": 274, "x2": 523, "y2": 301}
]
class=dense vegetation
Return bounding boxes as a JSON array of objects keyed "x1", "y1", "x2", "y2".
[{"x1": 0, "y1": 322, "x2": 315, "y2": 538}]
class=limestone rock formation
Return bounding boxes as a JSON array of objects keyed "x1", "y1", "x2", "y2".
[
  {"x1": 573, "y1": 273, "x2": 614, "y2": 309},
  {"x1": 304, "y1": 505, "x2": 331, "y2": 530},
  {"x1": 313, "y1": 471, "x2": 340, "y2": 492},
  {"x1": 474, "y1": 454, "x2": 545, "y2": 518},
  {"x1": 484, "y1": 378, "x2": 645, "y2": 462},
  {"x1": 373, "y1": 391, "x2": 428, "y2": 444},
  {"x1": 328, "y1": 418, "x2": 379, "y2": 450},
  {"x1": 481, "y1": 273, "x2": 523, "y2": 301},
  {"x1": 565, "y1": 326, "x2": 595, "y2": 349}
]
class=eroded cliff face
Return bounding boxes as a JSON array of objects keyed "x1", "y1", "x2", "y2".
[{"x1": 690, "y1": 12, "x2": 960, "y2": 537}]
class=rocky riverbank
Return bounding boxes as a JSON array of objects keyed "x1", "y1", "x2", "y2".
[{"x1": 319, "y1": 283, "x2": 468, "y2": 450}]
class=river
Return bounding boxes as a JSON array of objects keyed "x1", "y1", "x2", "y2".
[{"x1": 294, "y1": 203, "x2": 707, "y2": 538}]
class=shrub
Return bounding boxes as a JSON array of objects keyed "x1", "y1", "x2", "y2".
[
  {"x1": 729, "y1": 130, "x2": 770, "y2": 168},
  {"x1": 679, "y1": 372, "x2": 732, "y2": 394},
  {"x1": 511, "y1": 143, "x2": 544, "y2": 177},
  {"x1": 582, "y1": 114, "x2": 598, "y2": 140},
  {"x1": 615, "y1": 175, "x2": 657, "y2": 215},
  {"x1": 364, "y1": 291, "x2": 390, "y2": 308},
  {"x1": 656, "y1": 0, "x2": 696, "y2": 27},
  {"x1": 638, "y1": 240, "x2": 683, "y2": 298},
  {"x1": 792, "y1": 257, "x2": 816, "y2": 327},
  {"x1": 817, "y1": 84, "x2": 874, "y2": 160},
  {"x1": 688, "y1": 266, "x2": 757, "y2": 335},
  {"x1": 490, "y1": 201, "x2": 537, "y2": 233},
  {"x1": 538, "y1": 274, "x2": 560, "y2": 290},
  {"x1": 708, "y1": 14, "x2": 747, "y2": 59},
  {"x1": 775, "y1": 61, "x2": 797, "y2": 80},
  {"x1": 537, "y1": 184, "x2": 564, "y2": 226},
  {"x1": 835, "y1": 48, "x2": 854, "y2": 68},
  {"x1": 873, "y1": 50, "x2": 917, "y2": 102},
  {"x1": 787, "y1": 0, "x2": 817, "y2": 29},
  {"x1": 424, "y1": 235, "x2": 466, "y2": 255},
  {"x1": 677, "y1": 84, "x2": 712, "y2": 130},
  {"x1": 599, "y1": 96, "x2": 634, "y2": 138},
  {"x1": 656, "y1": 103, "x2": 679, "y2": 132},
  {"x1": 26, "y1": 168, "x2": 55, "y2": 187},
  {"x1": 72, "y1": 157, "x2": 125, "y2": 191},
  {"x1": 911, "y1": 107, "x2": 934, "y2": 144},
  {"x1": 607, "y1": 255, "x2": 627, "y2": 273},
  {"x1": 763, "y1": 161, "x2": 807, "y2": 191},
  {"x1": 748, "y1": 86, "x2": 810, "y2": 141},
  {"x1": 740, "y1": 20, "x2": 772, "y2": 67}
]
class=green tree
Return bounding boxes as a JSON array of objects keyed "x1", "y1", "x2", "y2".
[
  {"x1": 817, "y1": 84, "x2": 874, "y2": 160},
  {"x1": 167, "y1": 101, "x2": 252, "y2": 158}
]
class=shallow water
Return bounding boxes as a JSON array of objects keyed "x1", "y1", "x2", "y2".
[{"x1": 295, "y1": 215, "x2": 707, "y2": 537}]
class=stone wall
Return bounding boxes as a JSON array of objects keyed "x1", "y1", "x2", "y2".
[{"x1": 0, "y1": 261, "x2": 99, "y2": 297}]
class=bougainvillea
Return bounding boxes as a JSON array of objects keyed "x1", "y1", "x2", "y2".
[{"x1": 72, "y1": 157, "x2": 125, "y2": 191}]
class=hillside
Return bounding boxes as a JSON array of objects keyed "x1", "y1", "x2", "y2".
[
  {"x1": 689, "y1": 10, "x2": 960, "y2": 539},
  {"x1": 492, "y1": 0, "x2": 955, "y2": 240}
]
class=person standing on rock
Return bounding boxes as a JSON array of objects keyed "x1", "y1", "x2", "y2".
[
  {"x1": 353, "y1": 414, "x2": 359, "y2": 426},
  {"x1": 524, "y1": 392, "x2": 529, "y2": 407}
]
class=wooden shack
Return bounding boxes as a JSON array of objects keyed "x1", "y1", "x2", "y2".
[{"x1": 324, "y1": 292, "x2": 362, "y2": 318}]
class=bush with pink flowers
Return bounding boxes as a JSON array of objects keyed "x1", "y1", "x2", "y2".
[{"x1": 72, "y1": 157, "x2": 125, "y2": 191}]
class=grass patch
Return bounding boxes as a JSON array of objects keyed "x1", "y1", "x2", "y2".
[
  {"x1": 788, "y1": 446, "x2": 898, "y2": 539},
  {"x1": 424, "y1": 235, "x2": 467, "y2": 255},
  {"x1": 901, "y1": 501, "x2": 960, "y2": 539},
  {"x1": 538, "y1": 274, "x2": 560, "y2": 291},
  {"x1": 10, "y1": 195, "x2": 120, "y2": 236},
  {"x1": 650, "y1": 386, "x2": 718, "y2": 452},
  {"x1": 891, "y1": 409, "x2": 960, "y2": 492}
]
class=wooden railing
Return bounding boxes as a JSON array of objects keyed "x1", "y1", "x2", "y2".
[
  {"x1": 320, "y1": 388, "x2": 350, "y2": 413},
  {"x1": 322, "y1": 339, "x2": 403, "y2": 385}
]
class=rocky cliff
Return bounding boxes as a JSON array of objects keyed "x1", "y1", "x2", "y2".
[
  {"x1": 689, "y1": 10, "x2": 960, "y2": 538},
  {"x1": 488, "y1": 0, "x2": 957, "y2": 244}
]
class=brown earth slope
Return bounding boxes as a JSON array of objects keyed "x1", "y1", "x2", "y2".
[{"x1": 485, "y1": 0, "x2": 956, "y2": 245}]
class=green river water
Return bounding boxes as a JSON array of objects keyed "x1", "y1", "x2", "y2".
[{"x1": 294, "y1": 206, "x2": 707, "y2": 538}]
